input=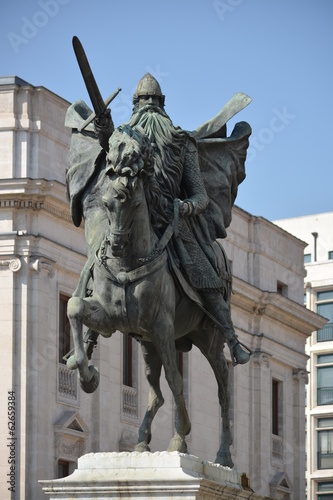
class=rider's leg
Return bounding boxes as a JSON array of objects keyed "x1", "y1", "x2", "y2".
[{"x1": 201, "y1": 290, "x2": 251, "y2": 366}]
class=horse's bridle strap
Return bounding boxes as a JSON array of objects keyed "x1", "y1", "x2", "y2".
[{"x1": 103, "y1": 249, "x2": 168, "y2": 285}]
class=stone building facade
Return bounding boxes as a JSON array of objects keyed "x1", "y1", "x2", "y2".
[
  {"x1": 275, "y1": 213, "x2": 333, "y2": 500},
  {"x1": 0, "y1": 77, "x2": 324, "y2": 499}
]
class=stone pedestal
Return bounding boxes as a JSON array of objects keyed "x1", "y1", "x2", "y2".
[{"x1": 40, "y1": 451, "x2": 267, "y2": 499}]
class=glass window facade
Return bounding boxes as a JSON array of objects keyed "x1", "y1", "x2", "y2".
[
  {"x1": 318, "y1": 482, "x2": 333, "y2": 500},
  {"x1": 317, "y1": 291, "x2": 333, "y2": 342},
  {"x1": 318, "y1": 420, "x2": 333, "y2": 470},
  {"x1": 317, "y1": 364, "x2": 333, "y2": 406}
]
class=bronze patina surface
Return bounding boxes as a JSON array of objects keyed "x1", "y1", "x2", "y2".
[{"x1": 65, "y1": 37, "x2": 252, "y2": 467}]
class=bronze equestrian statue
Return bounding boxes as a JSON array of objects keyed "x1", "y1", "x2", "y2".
[{"x1": 65, "y1": 37, "x2": 252, "y2": 467}]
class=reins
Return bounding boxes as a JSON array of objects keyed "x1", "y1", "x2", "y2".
[{"x1": 96, "y1": 201, "x2": 179, "y2": 285}]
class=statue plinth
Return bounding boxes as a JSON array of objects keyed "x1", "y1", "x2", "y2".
[{"x1": 40, "y1": 451, "x2": 264, "y2": 499}]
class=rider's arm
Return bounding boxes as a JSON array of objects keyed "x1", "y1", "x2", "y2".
[
  {"x1": 94, "y1": 109, "x2": 114, "y2": 151},
  {"x1": 179, "y1": 138, "x2": 209, "y2": 216}
]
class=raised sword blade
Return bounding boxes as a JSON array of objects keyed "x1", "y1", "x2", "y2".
[{"x1": 72, "y1": 35, "x2": 105, "y2": 116}]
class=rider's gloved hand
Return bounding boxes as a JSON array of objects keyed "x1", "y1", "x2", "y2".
[
  {"x1": 94, "y1": 108, "x2": 112, "y2": 130},
  {"x1": 94, "y1": 109, "x2": 114, "y2": 151},
  {"x1": 178, "y1": 200, "x2": 194, "y2": 216}
]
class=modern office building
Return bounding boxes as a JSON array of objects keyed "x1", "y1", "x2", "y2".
[
  {"x1": 0, "y1": 76, "x2": 324, "y2": 499},
  {"x1": 275, "y1": 212, "x2": 333, "y2": 500}
]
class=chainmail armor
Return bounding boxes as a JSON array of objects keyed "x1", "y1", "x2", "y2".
[{"x1": 175, "y1": 138, "x2": 226, "y2": 291}]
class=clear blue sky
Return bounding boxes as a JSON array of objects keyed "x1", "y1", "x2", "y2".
[{"x1": 1, "y1": 0, "x2": 332, "y2": 222}]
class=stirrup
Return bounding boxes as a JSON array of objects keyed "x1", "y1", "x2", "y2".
[{"x1": 227, "y1": 338, "x2": 252, "y2": 366}]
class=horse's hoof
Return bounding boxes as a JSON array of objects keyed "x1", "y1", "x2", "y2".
[
  {"x1": 215, "y1": 453, "x2": 234, "y2": 468},
  {"x1": 79, "y1": 366, "x2": 100, "y2": 393},
  {"x1": 134, "y1": 442, "x2": 151, "y2": 453},
  {"x1": 167, "y1": 435, "x2": 188, "y2": 453},
  {"x1": 67, "y1": 355, "x2": 77, "y2": 370}
]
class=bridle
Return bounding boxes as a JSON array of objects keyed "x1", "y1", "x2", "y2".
[{"x1": 96, "y1": 201, "x2": 179, "y2": 286}]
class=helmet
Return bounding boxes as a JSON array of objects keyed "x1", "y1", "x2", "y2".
[{"x1": 133, "y1": 73, "x2": 165, "y2": 106}]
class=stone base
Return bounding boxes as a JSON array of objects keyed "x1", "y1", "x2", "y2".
[{"x1": 40, "y1": 452, "x2": 267, "y2": 499}]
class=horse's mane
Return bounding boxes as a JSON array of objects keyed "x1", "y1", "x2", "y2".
[{"x1": 107, "y1": 125, "x2": 166, "y2": 229}]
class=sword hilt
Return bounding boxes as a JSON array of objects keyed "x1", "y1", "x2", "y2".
[{"x1": 78, "y1": 87, "x2": 122, "y2": 132}]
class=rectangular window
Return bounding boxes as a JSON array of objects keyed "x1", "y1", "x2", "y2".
[
  {"x1": 123, "y1": 334, "x2": 133, "y2": 387},
  {"x1": 122, "y1": 334, "x2": 139, "y2": 419},
  {"x1": 176, "y1": 351, "x2": 183, "y2": 377},
  {"x1": 328, "y1": 251, "x2": 333, "y2": 260},
  {"x1": 317, "y1": 291, "x2": 333, "y2": 342},
  {"x1": 317, "y1": 356, "x2": 333, "y2": 405},
  {"x1": 305, "y1": 383, "x2": 307, "y2": 407},
  {"x1": 318, "y1": 355, "x2": 333, "y2": 364},
  {"x1": 318, "y1": 291, "x2": 333, "y2": 302},
  {"x1": 318, "y1": 420, "x2": 333, "y2": 470},
  {"x1": 318, "y1": 481, "x2": 333, "y2": 500},
  {"x1": 277, "y1": 281, "x2": 288, "y2": 297},
  {"x1": 57, "y1": 460, "x2": 69, "y2": 478},
  {"x1": 304, "y1": 253, "x2": 311, "y2": 263},
  {"x1": 272, "y1": 379, "x2": 283, "y2": 436},
  {"x1": 59, "y1": 294, "x2": 71, "y2": 364}
]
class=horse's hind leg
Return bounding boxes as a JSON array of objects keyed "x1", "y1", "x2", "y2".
[
  {"x1": 135, "y1": 341, "x2": 164, "y2": 452},
  {"x1": 152, "y1": 322, "x2": 191, "y2": 453},
  {"x1": 191, "y1": 328, "x2": 233, "y2": 468}
]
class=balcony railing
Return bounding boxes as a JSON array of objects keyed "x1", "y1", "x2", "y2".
[
  {"x1": 318, "y1": 452, "x2": 333, "y2": 469},
  {"x1": 58, "y1": 363, "x2": 78, "y2": 403},
  {"x1": 318, "y1": 323, "x2": 333, "y2": 342},
  {"x1": 122, "y1": 385, "x2": 138, "y2": 419},
  {"x1": 318, "y1": 387, "x2": 333, "y2": 405}
]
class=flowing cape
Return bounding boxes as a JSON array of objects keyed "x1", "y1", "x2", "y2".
[
  {"x1": 65, "y1": 100, "x2": 104, "y2": 227},
  {"x1": 65, "y1": 94, "x2": 252, "y2": 241},
  {"x1": 189, "y1": 93, "x2": 252, "y2": 239},
  {"x1": 195, "y1": 121, "x2": 251, "y2": 239}
]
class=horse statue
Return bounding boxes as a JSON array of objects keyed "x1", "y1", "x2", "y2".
[{"x1": 66, "y1": 124, "x2": 234, "y2": 467}]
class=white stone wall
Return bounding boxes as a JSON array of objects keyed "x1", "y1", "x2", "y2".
[
  {"x1": 0, "y1": 77, "x2": 324, "y2": 500},
  {"x1": 275, "y1": 213, "x2": 333, "y2": 500}
]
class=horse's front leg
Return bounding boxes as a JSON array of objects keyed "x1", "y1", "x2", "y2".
[
  {"x1": 66, "y1": 297, "x2": 100, "y2": 394},
  {"x1": 152, "y1": 318, "x2": 191, "y2": 453},
  {"x1": 135, "y1": 341, "x2": 164, "y2": 452}
]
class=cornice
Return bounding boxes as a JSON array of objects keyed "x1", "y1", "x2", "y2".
[
  {"x1": 232, "y1": 276, "x2": 326, "y2": 336},
  {"x1": 0, "y1": 178, "x2": 73, "y2": 223}
]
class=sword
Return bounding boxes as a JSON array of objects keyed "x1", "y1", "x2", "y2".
[
  {"x1": 78, "y1": 87, "x2": 121, "y2": 132},
  {"x1": 72, "y1": 36, "x2": 121, "y2": 132}
]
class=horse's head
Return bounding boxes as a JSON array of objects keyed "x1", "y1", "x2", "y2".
[{"x1": 102, "y1": 125, "x2": 153, "y2": 257}]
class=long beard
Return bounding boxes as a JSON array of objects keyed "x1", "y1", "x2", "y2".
[{"x1": 129, "y1": 105, "x2": 187, "y2": 224}]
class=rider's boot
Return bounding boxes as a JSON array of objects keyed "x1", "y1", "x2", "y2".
[{"x1": 202, "y1": 292, "x2": 251, "y2": 366}]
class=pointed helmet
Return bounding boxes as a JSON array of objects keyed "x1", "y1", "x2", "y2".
[{"x1": 133, "y1": 73, "x2": 165, "y2": 106}]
